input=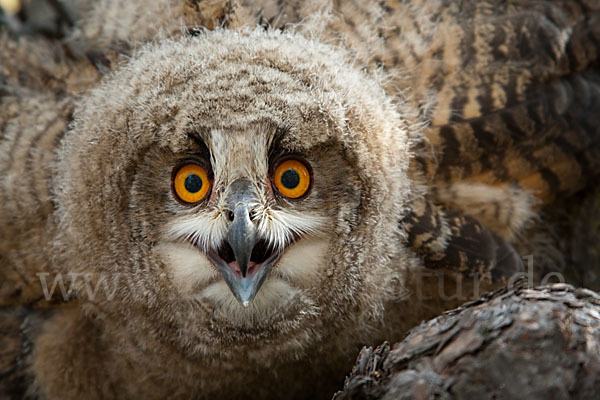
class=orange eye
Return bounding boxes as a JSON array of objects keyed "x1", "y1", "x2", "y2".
[
  {"x1": 273, "y1": 159, "x2": 311, "y2": 199},
  {"x1": 173, "y1": 163, "x2": 211, "y2": 204}
]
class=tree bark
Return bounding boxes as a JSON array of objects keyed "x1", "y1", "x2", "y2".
[{"x1": 335, "y1": 283, "x2": 600, "y2": 400}]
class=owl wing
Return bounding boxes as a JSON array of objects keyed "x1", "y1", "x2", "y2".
[
  {"x1": 400, "y1": 196, "x2": 523, "y2": 294},
  {"x1": 400, "y1": 0, "x2": 600, "y2": 207},
  {"x1": 385, "y1": 0, "x2": 600, "y2": 285}
]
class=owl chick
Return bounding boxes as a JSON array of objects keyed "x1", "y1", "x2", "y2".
[{"x1": 1, "y1": 0, "x2": 599, "y2": 399}]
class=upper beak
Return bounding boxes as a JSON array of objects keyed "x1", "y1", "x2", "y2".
[
  {"x1": 227, "y1": 203, "x2": 257, "y2": 278},
  {"x1": 207, "y1": 179, "x2": 280, "y2": 307}
]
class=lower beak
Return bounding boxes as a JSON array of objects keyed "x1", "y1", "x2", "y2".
[{"x1": 208, "y1": 251, "x2": 280, "y2": 307}]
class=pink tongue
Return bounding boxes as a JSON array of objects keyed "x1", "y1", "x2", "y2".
[{"x1": 228, "y1": 261, "x2": 258, "y2": 277}]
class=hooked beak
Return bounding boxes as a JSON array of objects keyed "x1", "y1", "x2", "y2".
[{"x1": 206, "y1": 179, "x2": 281, "y2": 307}]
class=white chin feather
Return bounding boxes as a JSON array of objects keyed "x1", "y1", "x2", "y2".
[
  {"x1": 199, "y1": 279, "x2": 302, "y2": 325},
  {"x1": 154, "y1": 242, "x2": 217, "y2": 295},
  {"x1": 274, "y1": 237, "x2": 330, "y2": 287}
]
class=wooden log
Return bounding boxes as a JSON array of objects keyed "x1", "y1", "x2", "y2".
[{"x1": 335, "y1": 283, "x2": 600, "y2": 400}]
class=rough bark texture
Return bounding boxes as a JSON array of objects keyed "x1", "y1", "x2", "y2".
[{"x1": 335, "y1": 283, "x2": 600, "y2": 400}]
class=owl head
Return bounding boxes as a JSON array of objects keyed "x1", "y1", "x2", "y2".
[{"x1": 54, "y1": 28, "x2": 416, "y2": 358}]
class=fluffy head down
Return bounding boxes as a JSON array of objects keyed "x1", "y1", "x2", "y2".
[{"x1": 53, "y1": 28, "x2": 414, "y2": 359}]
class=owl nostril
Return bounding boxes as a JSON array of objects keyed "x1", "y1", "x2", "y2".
[{"x1": 225, "y1": 208, "x2": 257, "y2": 222}]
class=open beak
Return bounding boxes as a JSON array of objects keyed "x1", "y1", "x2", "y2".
[{"x1": 205, "y1": 179, "x2": 281, "y2": 307}]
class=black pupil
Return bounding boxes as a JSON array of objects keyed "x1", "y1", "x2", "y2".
[
  {"x1": 184, "y1": 174, "x2": 203, "y2": 193},
  {"x1": 281, "y1": 169, "x2": 300, "y2": 189}
]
